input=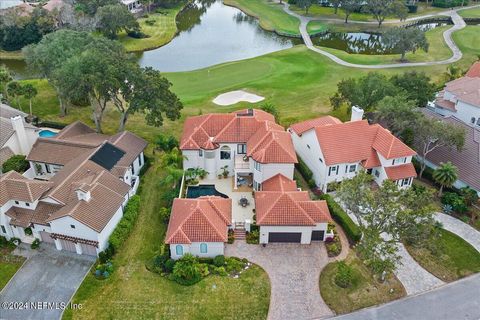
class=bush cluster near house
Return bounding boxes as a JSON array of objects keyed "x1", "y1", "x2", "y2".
[
  {"x1": 319, "y1": 194, "x2": 362, "y2": 244},
  {"x1": 246, "y1": 224, "x2": 260, "y2": 244},
  {"x1": 295, "y1": 155, "x2": 317, "y2": 189},
  {"x1": 1, "y1": 155, "x2": 29, "y2": 173},
  {"x1": 149, "y1": 252, "x2": 250, "y2": 286},
  {"x1": 325, "y1": 222, "x2": 342, "y2": 257}
]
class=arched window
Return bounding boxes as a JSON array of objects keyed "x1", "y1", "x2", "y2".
[
  {"x1": 200, "y1": 243, "x2": 208, "y2": 253},
  {"x1": 175, "y1": 245, "x2": 183, "y2": 256},
  {"x1": 220, "y1": 146, "x2": 231, "y2": 160}
]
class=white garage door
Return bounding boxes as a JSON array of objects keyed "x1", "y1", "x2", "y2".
[{"x1": 40, "y1": 231, "x2": 54, "y2": 244}]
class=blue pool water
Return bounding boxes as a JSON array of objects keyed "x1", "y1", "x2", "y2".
[
  {"x1": 39, "y1": 130, "x2": 57, "y2": 138},
  {"x1": 186, "y1": 185, "x2": 228, "y2": 199}
]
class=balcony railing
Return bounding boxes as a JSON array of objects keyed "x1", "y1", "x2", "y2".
[{"x1": 234, "y1": 155, "x2": 250, "y2": 170}]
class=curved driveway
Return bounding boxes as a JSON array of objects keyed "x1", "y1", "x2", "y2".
[
  {"x1": 436, "y1": 212, "x2": 480, "y2": 253},
  {"x1": 279, "y1": 2, "x2": 480, "y2": 68}
]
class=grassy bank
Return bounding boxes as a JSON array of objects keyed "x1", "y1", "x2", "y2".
[
  {"x1": 0, "y1": 50, "x2": 23, "y2": 60},
  {"x1": 119, "y1": 5, "x2": 185, "y2": 52},
  {"x1": 223, "y1": 0, "x2": 300, "y2": 36},
  {"x1": 0, "y1": 245, "x2": 26, "y2": 291},
  {"x1": 315, "y1": 25, "x2": 452, "y2": 65},
  {"x1": 63, "y1": 157, "x2": 270, "y2": 320},
  {"x1": 405, "y1": 229, "x2": 480, "y2": 282},
  {"x1": 320, "y1": 252, "x2": 406, "y2": 314},
  {"x1": 459, "y1": 7, "x2": 480, "y2": 18}
]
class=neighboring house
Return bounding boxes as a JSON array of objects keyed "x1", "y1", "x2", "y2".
[
  {"x1": 289, "y1": 107, "x2": 417, "y2": 192},
  {"x1": 0, "y1": 103, "x2": 39, "y2": 167},
  {"x1": 180, "y1": 109, "x2": 297, "y2": 191},
  {"x1": 255, "y1": 174, "x2": 333, "y2": 244},
  {"x1": 417, "y1": 109, "x2": 480, "y2": 196},
  {"x1": 429, "y1": 62, "x2": 480, "y2": 127},
  {"x1": 121, "y1": 0, "x2": 141, "y2": 12},
  {"x1": 0, "y1": 121, "x2": 147, "y2": 256},
  {"x1": 165, "y1": 196, "x2": 232, "y2": 259}
]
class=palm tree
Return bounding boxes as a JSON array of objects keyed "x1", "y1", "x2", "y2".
[
  {"x1": 162, "y1": 165, "x2": 184, "y2": 189},
  {"x1": 6, "y1": 81, "x2": 24, "y2": 110},
  {"x1": 0, "y1": 66, "x2": 12, "y2": 100},
  {"x1": 161, "y1": 148, "x2": 186, "y2": 168},
  {"x1": 432, "y1": 162, "x2": 458, "y2": 197},
  {"x1": 22, "y1": 84, "x2": 37, "y2": 116}
]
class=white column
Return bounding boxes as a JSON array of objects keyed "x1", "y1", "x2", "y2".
[
  {"x1": 75, "y1": 243, "x2": 83, "y2": 255},
  {"x1": 54, "y1": 239, "x2": 62, "y2": 251},
  {"x1": 234, "y1": 171, "x2": 238, "y2": 189}
]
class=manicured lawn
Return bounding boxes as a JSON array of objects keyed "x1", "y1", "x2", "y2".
[
  {"x1": 405, "y1": 228, "x2": 480, "y2": 282},
  {"x1": 223, "y1": 0, "x2": 300, "y2": 36},
  {"x1": 316, "y1": 25, "x2": 452, "y2": 65},
  {"x1": 63, "y1": 158, "x2": 270, "y2": 320},
  {"x1": 0, "y1": 245, "x2": 25, "y2": 291},
  {"x1": 118, "y1": 5, "x2": 184, "y2": 52},
  {"x1": 320, "y1": 252, "x2": 406, "y2": 314},
  {"x1": 307, "y1": 21, "x2": 329, "y2": 34},
  {"x1": 452, "y1": 25, "x2": 480, "y2": 61},
  {"x1": 459, "y1": 7, "x2": 480, "y2": 18}
]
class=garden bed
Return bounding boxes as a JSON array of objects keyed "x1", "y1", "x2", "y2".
[{"x1": 319, "y1": 252, "x2": 406, "y2": 314}]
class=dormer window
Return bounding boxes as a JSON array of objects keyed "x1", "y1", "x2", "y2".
[
  {"x1": 25, "y1": 203, "x2": 30, "y2": 207},
  {"x1": 15, "y1": 201, "x2": 19, "y2": 205},
  {"x1": 70, "y1": 224, "x2": 75, "y2": 229}
]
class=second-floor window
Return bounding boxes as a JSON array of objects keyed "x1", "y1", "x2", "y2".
[
  {"x1": 328, "y1": 165, "x2": 338, "y2": 176},
  {"x1": 254, "y1": 161, "x2": 261, "y2": 172},
  {"x1": 220, "y1": 146, "x2": 231, "y2": 160},
  {"x1": 237, "y1": 144, "x2": 247, "y2": 154},
  {"x1": 349, "y1": 165, "x2": 356, "y2": 173},
  {"x1": 199, "y1": 150, "x2": 203, "y2": 157}
]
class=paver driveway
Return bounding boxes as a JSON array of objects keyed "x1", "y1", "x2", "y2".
[
  {"x1": 0, "y1": 244, "x2": 95, "y2": 320},
  {"x1": 226, "y1": 241, "x2": 334, "y2": 320}
]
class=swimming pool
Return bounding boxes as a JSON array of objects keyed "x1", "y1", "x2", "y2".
[
  {"x1": 186, "y1": 185, "x2": 228, "y2": 199},
  {"x1": 39, "y1": 129, "x2": 57, "y2": 138}
]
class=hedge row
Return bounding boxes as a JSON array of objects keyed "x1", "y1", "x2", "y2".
[
  {"x1": 295, "y1": 155, "x2": 316, "y2": 189},
  {"x1": 433, "y1": 0, "x2": 469, "y2": 8},
  {"x1": 319, "y1": 194, "x2": 362, "y2": 244},
  {"x1": 108, "y1": 195, "x2": 140, "y2": 254}
]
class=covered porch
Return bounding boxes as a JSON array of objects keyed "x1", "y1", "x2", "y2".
[{"x1": 234, "y1": 154, "x2": 253, "y2": 190}]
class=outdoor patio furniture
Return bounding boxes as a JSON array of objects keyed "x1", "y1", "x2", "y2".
[{"x1": 239, "y1": 197, "x2": 249, "y2": 207}]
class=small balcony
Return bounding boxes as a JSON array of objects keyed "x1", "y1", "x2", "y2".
[{"x1": 234, "y1": 155, "x2": 250, "y2": 172}]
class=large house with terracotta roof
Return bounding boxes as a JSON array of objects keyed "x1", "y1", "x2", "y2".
[
  {"x1": 429, "y1": 62, "x2": 480, "y2": 127},
  {"x1": 0, "y1": 121, "x2": 147, "y2": 256},
  {"x1": 255, "y1": 174, "x2": 333, "y2": 244},
  {"x1": 289, "y1": 107, "x2": 417, "y2": 193},
  {"x1": 180, "y1": 109, "x2": 297, "y2": 191},
  {"x1": 166, "y1": 196, "x2": 232, "y2": 259}
]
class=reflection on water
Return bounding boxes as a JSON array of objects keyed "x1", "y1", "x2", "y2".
[
  {"x1": 136, "y1": 0, "x2": 299, "y2": 72},
  {"x1": 311, "y1": 23, "x2": 450, "y2": 55},
  {"x1": 0, "y1": 0, "x2": 22, "y2": 9}
]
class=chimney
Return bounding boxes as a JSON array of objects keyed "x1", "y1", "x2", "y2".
[
  {"x1": 10, "y1": 116, "x2": 30, "y2": 155},
  {"x1": 76, "y1": 186, "x2": 91, "y2": 202},
  {"x1": 350, "y1": 106, "x2": 364, "y2": 122}
]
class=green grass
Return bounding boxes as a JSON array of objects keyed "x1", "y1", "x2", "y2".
[
  {"x1": 118, "y1": 5, "x2": 184, "y2": 52},
  {"x1": 0, "y1": 246, "x2": 25, "y2": 291},
  {"x1": 63, "y1": 158, "x2": 270, "y2": 320},
  {"x1": 405, "y1": 229, "x2": 480, "y2": 282},
  {"x1": 452, "y1": 25, "x2": 480, "y2": 60},
  {"x1": 459, "y1": 7, "x2": 480, "y2": 18},
  {"x1": 320, "y1": 252, "x2": 406, "y2": 314},
  {"x1": 224, "y1": 0, "x2": 300, "y2": 36},
  {"x1": 0, "y1": 50, "x2": 23, "y2": 60},
  {"x1": 307, "y1": 21, "x2": 329, "y2": 34},
  {"x1": 316, "y1": 25, "x2": 452, "y2": 65}
]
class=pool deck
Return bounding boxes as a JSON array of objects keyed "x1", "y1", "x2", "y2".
[{"x1": 198, "y1": 177, "x2": 254, "y2": 224}]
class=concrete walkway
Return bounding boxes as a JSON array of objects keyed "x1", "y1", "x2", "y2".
[
  {"x1": 330, "y1": 273, "x2": 480, "y2": 320},
  {"x1": 436, "y1": 212, "x2": 480, "y2": 253},
  {"x1": 278, "y1": 2, "x2": 480, "y2": 69}
]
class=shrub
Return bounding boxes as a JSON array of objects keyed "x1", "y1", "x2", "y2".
[
  {"x1": 31, "y1": 238, "x2": 40, "y2": 249},
  {"x1": 295, "y1": 155, "x2": 315, "y2": 187},
  {"x1": 225, "y1": 257, "x2": 245, "y2": 274},
  {"x1": 326, "y1": 242, "x2": 341, "y2": 257},
  {"x1": 335, "y1": 261, "x2": 353, "y2": 288},
  {"x1": 172, "y1": 254, "x2": 203, "y2": 285},
  {"x1": 127, "y1": 30, "x2": 148, "y2": 38},
  {"x1": 2, "y1": 155, "x2": 29, "y2": 173},
  {"x1": 24, "y1": 227, "x2": 33, "y2": 236},
  {"x1": 159, "y1": 207, "x2": 171, "y2": 224},
  {"x1": 319, "y1": 194, "x2": 362, "y2": 243},
  {"x1": 214, "y1": 266, "x2": 228, "y2": 276},
  {"x1": 228, "y1": 230, "x2": 235, "y2": 244},
  {"x1": 155, "y1": 133, "x2": 179, "y2": 152},
  {"x1": 165, "y1": 259, "x2": 176, "y2": 273},
  {"x1": 246, "y1": 230, "x2": 259, "y2": 244},
  {"x1": 108, "y1": 195, "x2": 141, "y2": 254},
  {"x1": 433, "y1": 0, "x2": 468, "y2": 8},
  {"x1": 95, "y1": 261, "x2": 114, "y2": 279},
  {"x1": 145, "y1": 19, "x2": 156, "y2": 26},
  {"x1": 213, "y1": 255, "x2": 225, "y2": 267},
  {"x1": 441, "y1": 192, "x2": 468, "y2": 214}
]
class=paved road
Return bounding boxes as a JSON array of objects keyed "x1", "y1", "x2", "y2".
[
  {"x1": 279, "y1": 2, "x2": 480, "y2": 69},
  {"x1": 329, "y1": 273, "x2": 480, "y2": 320},
  {"x1": 436, "y1": 212, "x2": 480, "y2": 253},
  {"x1": 0, "y1": 244, "x2": 94, "y2": 320}
]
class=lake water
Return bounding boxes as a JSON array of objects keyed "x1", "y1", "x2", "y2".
[
  {"x1": 1, "y1": 0, "x2": 298, "y2": 78},
  {"x1": 0, "y1": 0, "x2": 22, "y2": 9}
]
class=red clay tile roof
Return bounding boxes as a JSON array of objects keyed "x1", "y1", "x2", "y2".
[
  {"x1": 6, "y1": 202, "x2": 62, "y2": 227},
  {"x1": 294, "y1": 118, "x2": 416, "y2": 166},
  {"x1": 384, "y1": 163, "x2": 417, "y2": 181},
  {"x1": 165, "y1": 196, "x2": 232, "y2": 244},
  {"x1": 444, "y1": 77, "x2": 480, "y2": 108},
  {"x1": 0, "y1": 171, "x2": 53, "y2": 206},
  {"x1": 180, "y1": 109, "x2": 296, "y2": 164},
  {"x1": 435, "y1": 93, "x2": 457, "y2": 112},
  {"x1": 289, "y1": 116, "x2": 342, "y2": 135},
  {"x1": 255, "y1": 176, "x2": 332, "y2": 226},
  {"x1": 361, "y1": 149, "x2": 381, "y2": 169},
  {"x1": 262, "y1": 174, "x2": 298, "y2": 192},
  {"x1": 466, "y1": 62, "x2": 480, "y2": 78}
]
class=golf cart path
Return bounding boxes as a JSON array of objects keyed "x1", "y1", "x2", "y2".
[{"x1": 278, "y1": 2, "x2": 480, "y2": 69}]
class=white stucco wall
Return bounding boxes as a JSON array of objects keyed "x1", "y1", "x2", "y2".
[
  {"x1": 169, "y1": 242, "x2": 225, "y2": 260},
  {"x1": 253, "y1": 162, "x2": 294, "y2": 189},
  {"x1": 97, "y1": 205, "x2": 124, "y2": 252},
  {"x1": 49, "y1": 216, "x2": 98, "y2": 242}
]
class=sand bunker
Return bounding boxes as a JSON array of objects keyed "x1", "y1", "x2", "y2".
[{"x1": 213, "y1": 90, "x2": 265, "y2": 106}]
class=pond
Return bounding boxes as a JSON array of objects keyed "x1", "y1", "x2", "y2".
[
  {"x1": 311, "y1": 22, "x2": 451, "y2": 55},
  {"x1": 1, "y1": 0, "x2": 299, "y2": 79},
  {"x1": 0, "y1": 0, "x2": 22, "y2": 9}
]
